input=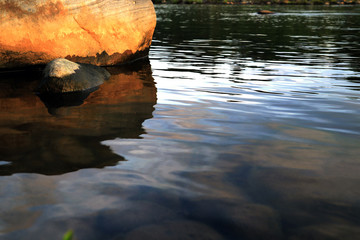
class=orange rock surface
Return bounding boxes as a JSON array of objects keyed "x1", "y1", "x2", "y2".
[{"x1": 0, "y1": 0, "x2": 156, "y2": 68}]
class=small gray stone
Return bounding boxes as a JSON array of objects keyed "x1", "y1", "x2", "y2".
[{"x1": 37, "y1": 58, "x2": 110, "y2": 93}]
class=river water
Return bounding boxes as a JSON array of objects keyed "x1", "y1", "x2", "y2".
[{"x1": 1, "y1": 4, "x2": 360, "y2": 240}]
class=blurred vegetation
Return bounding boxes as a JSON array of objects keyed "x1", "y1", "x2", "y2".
[
  {"x1": 62, "y1": 230, "x2": 74, "y2": 240},
  {"x1": 152, "y1": 0, "x2": 359, "y2": 5}
]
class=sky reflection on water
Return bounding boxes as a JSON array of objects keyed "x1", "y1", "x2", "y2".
[{"x1": 1, "y1": 4, "x2": 360, "y2": 240}]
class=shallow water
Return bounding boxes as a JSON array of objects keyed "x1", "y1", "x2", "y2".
[{"x1": 1, "y1": 4, "x2": 360, "y2": 240}]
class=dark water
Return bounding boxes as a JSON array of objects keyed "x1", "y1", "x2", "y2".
[{"x1": 1, "y1": 4, "x2": 360, "y2": 240}]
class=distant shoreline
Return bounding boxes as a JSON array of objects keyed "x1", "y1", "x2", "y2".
[{"x1": 153, "y1": 0, "x2": 360, "y2": 5}]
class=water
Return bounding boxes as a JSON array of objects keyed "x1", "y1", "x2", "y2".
[{"x1": 1, "y1": 4, "x2": 360, "y2": 240}]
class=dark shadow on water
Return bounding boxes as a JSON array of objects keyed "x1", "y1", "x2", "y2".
[{"x1": 0, "y1": 59, "x2": 157, "y2": 175}]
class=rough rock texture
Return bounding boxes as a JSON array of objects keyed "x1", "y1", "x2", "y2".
[
  {"x1": 0, "y1": 0, "x2": 156, "y2": 68},
  {"x1": 37, "y1": 58, "x2": 110, "y2": 93}
]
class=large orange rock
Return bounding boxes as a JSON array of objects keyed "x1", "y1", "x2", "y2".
[{"x1": 0, "y1": 0, "x2": 156, "y2": 68}]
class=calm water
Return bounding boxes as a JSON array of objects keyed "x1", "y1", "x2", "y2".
[{"x1": 1, "y1": 4, "x2": 360, "y2": 240}]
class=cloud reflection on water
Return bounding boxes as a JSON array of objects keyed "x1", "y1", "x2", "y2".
[{"x1": 2, "y1": 118, "x2": 358, "y2": 239}]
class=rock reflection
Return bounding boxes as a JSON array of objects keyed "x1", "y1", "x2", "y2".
[
  {"x1": 0, "y1": 60, "x2": 156, "y2": 175},
  {"x1": 38, "y1": 87, "x2": 100, "y2": 115}
]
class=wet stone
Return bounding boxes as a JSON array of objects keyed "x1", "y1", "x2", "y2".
[{"x1": 37, "y1": 58, "x2": 110, "y2": 93}]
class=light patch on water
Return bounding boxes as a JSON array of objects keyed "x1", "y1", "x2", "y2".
[{"x1": 0, "y1": 161, "x2": 11, "y2": 166}]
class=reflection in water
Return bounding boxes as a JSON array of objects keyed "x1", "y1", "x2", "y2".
[
  {"x1": 1, "y1": 5, "x2": 360, "y2": 240},
  {"x1": 37, "y1": 87, "x2": 100, "y2": 115},
  {"x1": 0, "y1": 60, "x2": 157, "y2": 175}
]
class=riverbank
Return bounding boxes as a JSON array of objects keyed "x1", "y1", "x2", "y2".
[{"x1": 153, "y1": 0, "x2": 359, "y2": 5}]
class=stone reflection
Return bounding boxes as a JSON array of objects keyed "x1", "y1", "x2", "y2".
[
  {"x1": 0, "y1": 59, "x2": 157, "y2": 175},
  {"x1": 38, "y1": 87, "x2": 100, "y2": 115}
]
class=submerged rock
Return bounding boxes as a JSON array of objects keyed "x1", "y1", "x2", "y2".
[
  {"x1": 0, "y1": 0, "x2": 156, "y2": 68},
  {"x1": 37, "y1": 58, "x2": 110, "y2": 93}
]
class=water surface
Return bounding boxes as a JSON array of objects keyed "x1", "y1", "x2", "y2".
[{"x1": 1, "y1": 5, "x2": 360, "y2": 240}]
